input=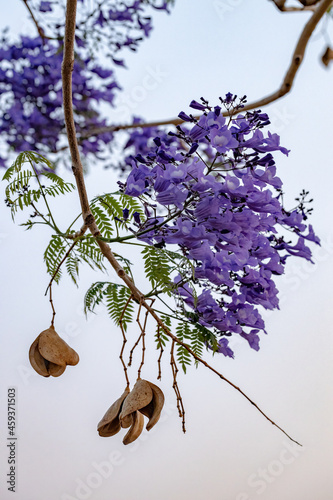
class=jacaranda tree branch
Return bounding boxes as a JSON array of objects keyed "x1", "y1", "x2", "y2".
[
  {"x1": 62, "y1": 0, "x2": 302, "y2": 445},
  {"x1": 79, "y1": 0, "x2": 332, "y2": 140}
]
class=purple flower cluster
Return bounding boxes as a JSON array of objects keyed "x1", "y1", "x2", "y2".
[
  {"x1": 119, "y1": 118, "x2": 184, "y2": 172},
  {"x1": 0, "y1": 0, "x2": 171, "y2": 167},
  {"x1": 124, "y1": 97, "x2": 320, "y2": 357},
  {"x1": 0, "y1": 37, "x2": 118, "y2": 167}
]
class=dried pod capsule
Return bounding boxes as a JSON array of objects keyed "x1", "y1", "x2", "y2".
[
  {"x1": 139, "y1": 381, "x2": 165, "y2": 431},
  {"x1": 123, "y1": 411, "x2": 144, "y2": 445},
  {"x1": 38, "y1": 326, "x2": 79, "y2": 366},
  {"x1": 120, "y1": 413, "x2": 133, "y2": 429},
  {"x1": 98, "y1": 387, "x2": 130, "y2": 438},
  {"x1": 29, "y1": 325, "x2": 79, "y2": 377},
  {"x1": 119, "y1": 379, "x2": 153, "y2": 422},
  {"x1": 29, "y1": 335, "x2": 50, "y2": 377},
  {"x1": 48, "y1": 362, "x2": 66, "y2": 377}
]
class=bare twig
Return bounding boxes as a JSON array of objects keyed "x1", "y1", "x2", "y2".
[
  {"x1": 118, "y1": 294, "x2": 133, "y2": 387},
  {"x1": 170, "y1": 340, "x2": 186, "y2": 432},
  {"x1": 21, "y1": 0, "x2": 58, "y2": 40},
  {"x1": 238, "y1": 0, "x2": 333, "y2": 113},
  {"x1": 128, "y1": 301, "x2": 143, "y2": 367},
  {"x1": 137, "y1": 303, "x2": 149, "y2": 380},
  {"x1": 62, "y1": 0, "x2": 302, "y2": 445},
  {"x1": 49, "y1": 285, "x2": 56, "y2": 327},
  {"x1": 80, "y1": 0, "x2": 332, "y2": 140},
  {"x1": 156, "y1": 325, "x2": 164, "y2": 380},
  {"x1": 128, "y1": 332, "x2": 143, "y2": 367}
]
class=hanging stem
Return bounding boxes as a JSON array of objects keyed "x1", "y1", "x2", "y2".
[
  {"x1": 128, "y1": 300, "x2": 143, "y2": 367},
  {"x1": 156, "y1": 325, "x2": 164, "y2": 381},
  {"x1": 170, "y1": 340, "x2": 186, "y2": 433},
  {"x1": 49, "y1": 284, "x2": 56, "y2": 327},
  {"x1": 137, "y1": 300, "x2": 150, "y2": 380},
  {"x1": 118, "y1": 294, "x2": 133, "y2": 388}
]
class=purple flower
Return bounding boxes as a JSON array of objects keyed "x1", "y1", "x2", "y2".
[
  {"x1": 189, "y1": 100, "x2": 206, "y2": 111},
  {"x1": 210, "y1": 127, "x2": 239, "y2": 153},
  {"x1": 156, "y1": 184, "x2": 188, "y2": 209},
  {"x1": 217, "y1": 338, "x2": 234, "y2": 358},
  {"x1": 178, "y1": 111, "x2": 193, "y2": 122},
  {"x1": 133, "y1": 212, "x2": 141, "y2": 224},
  {"x1": 240, "y1": 330, "x2": 260, "y2": 351},
  {"x1": 39, "y1": 1, "x2": 52, "y2": 12}
]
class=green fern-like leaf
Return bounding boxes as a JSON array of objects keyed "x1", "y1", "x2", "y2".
[
  {"x1": 175, "y1": 321, "x2": 192, "y2": 373},
  {"x1": 66, "y1": 254, "x2": 80, "y2": 286},
  {"x1": 91, "y1": 192, "x2": 145, "y2": 231},
  {"x1": 105, "y1": 284, "x2": 134, "y2": 331},
  {"x1": 4, "y1": 151, "x2": 54, "y2": 180},
  {"x1": 84, "y1": 282, "x2": 134, "y2": 330},
  {"x1": 155, "y1": 314, "x2": 171, "y2": 348},
  {"x1": 42, "y1": 183, "x2": 75, "y2": 197},
  {"x1": 76, "y1": 236, "x2": 106, "y2": 272},
  {"x1": 41, "y1": 171, "x2": 72, "y2": 187},
  {"x1": 188, "y1": 326, "x2": 204, "y2": 367},
  {"x1": 97, "y1": 194, "x2": 123, "y2": 219},
  {"x1": 3, "y1": 152, "x2": 74, "y2": 221},
  {"x1": 44, "y1": 236, "x2": 67, "y2": 282},
  {"x1": 194, "y1": 323, "x2": 219, "y2": 353},
  {"x1": 25, "y1": 151, "x2": 55, "y2": 170},
  {"x1": 142, "y1": 246, "x2": 172, "y2": 291},
  {"x1": 90, "y1": 203, "x2": 114, "y2": 239},
  {"x1": 5, "y1": 169, "x2": 33, "y2": 196},
  {"x1": 84, "y1": 281, "x2": 110, "y2": 313}
]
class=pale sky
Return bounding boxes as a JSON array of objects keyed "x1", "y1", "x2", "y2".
[{"x1": 1, "y1": 1, "x2": 333, "y2": 500}]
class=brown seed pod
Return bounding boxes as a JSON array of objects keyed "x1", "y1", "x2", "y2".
[
  {"x1": 38, "y1": 326, "x2": 79, "y2": 366},
  {"x1": 123, "y1": 410, "x2": 144, "y2": 445},
  {"x1": 119, "y1": 379, "x2": 153, "y2": 421},
  {"x1": 29, "y1": 325, "x2": 79, "y2": 377},
  {"x1": 48, "y1": 362, "x2": 67, "y2": 377},
  {"x1": 29, "y1": 335, "x2": 50, "y2": 377},
  {"x1": 139, "y1": 381, "x2": 165, "y2": 431},
  {"x1": 120, "y1": 413, "x2": 133, "y2": 429},
  {"x1": 98, "y1": 387, "x2": 130, "y2": 438}
]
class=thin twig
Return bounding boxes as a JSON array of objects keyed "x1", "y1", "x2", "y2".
[
  {"x1": 158, "y1": 319, "x2": 302, "y2": 445},
  {"x1": 21, "y1": 0, "x2": 57, "y2": 40},
  {"x1": 170, "y1": 340, "x2": 186, "y2": 432},
  {"x1": 137, "y1": 304, "x2": 149, "y2": 380},
  {"x1": 156, "y1": 325, "x2": 164, "y2": 380},
  {"x1": 49, "y1": 285, "x2": 56, "y2": 327},
  {"x1": 118, "y1": 294, "x2": 133, "y2": 388},
  {"x1": 128, "y1": 301, "x2": 143, "y2": 367},
  {"x1": 237, "y1": 0, "x2": 333, "y2": 113},
  {"x1": 62, "y1": 0, "x2": 302, "y2": 446}
]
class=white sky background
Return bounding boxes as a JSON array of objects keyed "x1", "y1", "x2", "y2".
[{"x1": 0, "y1": 1, "x2": 333, "y2": 499}]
